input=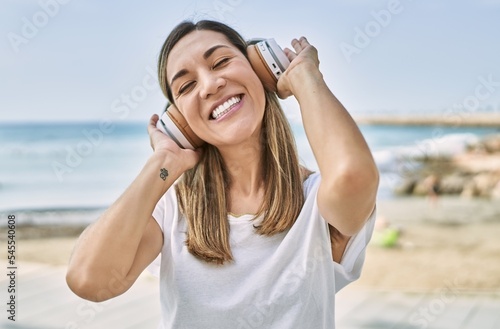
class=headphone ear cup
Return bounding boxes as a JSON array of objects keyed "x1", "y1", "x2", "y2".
[
  {"x1": 247, "y1": 44, "x2": 279, "y2": 92},
  {"x1": 156, "y1": 104, "x2": 205, "y2": 150}
]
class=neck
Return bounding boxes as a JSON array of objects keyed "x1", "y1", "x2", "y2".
[{"x1": 218, "y1": 138, "x2": 263, "y2": 197}]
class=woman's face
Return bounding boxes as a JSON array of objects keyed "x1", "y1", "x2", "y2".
[{"x1": 166, "y1": 30, "x2": 266, "y2": 148}]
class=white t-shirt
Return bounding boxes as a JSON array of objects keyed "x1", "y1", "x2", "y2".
[{"x1": 149, "y1": 172, "x2": 376, "y2": 329}]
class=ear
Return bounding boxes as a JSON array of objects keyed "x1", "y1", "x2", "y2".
[{"x1": 247, "y1": 39, "x2": 290, "y2": 93}]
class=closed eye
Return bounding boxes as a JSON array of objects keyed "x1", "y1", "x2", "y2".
[
  {"x1": 212, "y1": 57, "x2": 230, "y2": 69},
  {"x1": 177, "y1": 57, "x2": 231, "y2": 95},
  {"x1": 178, "y1": 81, "x2": 195, "y2": 95}
]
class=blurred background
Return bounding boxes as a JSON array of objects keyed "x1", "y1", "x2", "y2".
[
  {"x1": 1, "y1": 0, "x2": 500, "y2": 209},
  {"x1": 1, "y1": 1, "x2": 499, "y2": 328}
]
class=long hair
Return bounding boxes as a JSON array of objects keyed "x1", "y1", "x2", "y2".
[{"x1": 158, "y1": 20, "x2": 304, "y2": 264}]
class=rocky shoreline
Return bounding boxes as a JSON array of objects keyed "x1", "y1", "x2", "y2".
[
  {"x1": 355, "y1": 113, "x2": 500, "y2": 127},
  {"x1": 394, "y1": 134, "x2": 500, "y2": 198}
]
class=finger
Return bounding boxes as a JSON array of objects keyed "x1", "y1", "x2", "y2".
[
  {"x1": 277, "y1": 90, "x2": 291, "y2": 100},
  {"x1": 276, "y1": 80, "x2": 292, "y2": 99},
  {"x1": 148, "y1": 114, "x2": 160, "y2": 132},
  {"x1": 147, "y1": 114, "x2": 161, "y2": 142},
  {"x1": 299, "y1": 36, "x2": 310, "y2": 47},
  {"x1": 291, "y1": 38, "x2": 303, "y2": 53},
  {"x1": 149, "y1": 114, "x2": 159, "y2": 126},
  {"x1": 283, "y1": 47, "x2": 297, "y2": 62}
]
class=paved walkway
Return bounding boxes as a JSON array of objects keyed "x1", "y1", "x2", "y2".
[
  {"x1": 335, "y1": 288, "x2": 500, "y2": 329},
  {"x1": 1, "y1": 263, "x2": 499, "y2": 328},
  {"x1": 1, "y1": 263, "x2": 160, "y2": 329}
]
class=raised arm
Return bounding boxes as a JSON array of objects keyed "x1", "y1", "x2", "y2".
[
  {"x1": 66, "y1": 115, "x2": 201, "y2": 302},
  {"x1": 278, "y1": 37, "x2": 379, "y2": 237}
]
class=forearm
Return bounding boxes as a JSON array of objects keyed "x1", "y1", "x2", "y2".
[
  {"x1": 291, "y1": 65, "x2": 378, "y2": 234},
  {"x1": 68, "y1": 152, "x2": 179, "y2": 289},
  {"x1": 293, "y1": 67, "x2": 376, "y2": 180}
]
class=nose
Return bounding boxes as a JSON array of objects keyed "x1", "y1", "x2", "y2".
[{"x1": 199, "y1": 70, "x2": 225, "y2": 99}]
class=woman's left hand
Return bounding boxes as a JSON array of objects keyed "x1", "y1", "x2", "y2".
[{"x1": 277, "y1": 36, "x2": 321, "y2": 99}]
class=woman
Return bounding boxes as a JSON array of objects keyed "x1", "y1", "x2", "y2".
[{"x1": 67, "y1": 19, "x2": 379, "y2": 328}]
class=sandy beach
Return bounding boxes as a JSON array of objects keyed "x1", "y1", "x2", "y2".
[
  {"x1": 356, "y1": 196, "x2": 500, "y2": 292},
  {"x1": 2, "y1": 195, "x2": 499, "y2": 294}
]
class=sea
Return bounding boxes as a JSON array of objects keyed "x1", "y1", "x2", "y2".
[{"x1": 1, "y1": 121, "x2": 499, "y2": 224}]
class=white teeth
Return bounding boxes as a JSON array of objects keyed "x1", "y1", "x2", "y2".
[{"x1": 211, "y1": 96, "x2": 241, "y2": 119}]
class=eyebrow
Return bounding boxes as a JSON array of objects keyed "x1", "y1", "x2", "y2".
[
  {"x1": 203, "y1": 44, "x2": 229, "y2": 60},
  {"x1": 170, "y1": 44, "x2": 230, "y2": 86}
]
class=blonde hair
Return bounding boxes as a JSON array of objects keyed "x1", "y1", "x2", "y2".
[{"x1": 158, "y1": 20, "x2": 305, "y2": 264}]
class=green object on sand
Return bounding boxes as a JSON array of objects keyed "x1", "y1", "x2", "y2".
[{"x1": 373, "y1": 228, "x2": 399, "y2": 248}]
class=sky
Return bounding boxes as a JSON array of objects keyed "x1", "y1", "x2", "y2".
[{"x1": 1, "y1": 0, "x2": 500, "y2": 123}]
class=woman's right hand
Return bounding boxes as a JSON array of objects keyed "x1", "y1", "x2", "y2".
[{"x1": 147, "y1": 114, "x2": 203, "y2": 171}]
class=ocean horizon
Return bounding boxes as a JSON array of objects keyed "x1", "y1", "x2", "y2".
[{"x1": 1, "y1": 120, "x2": 499, "y2": 225}]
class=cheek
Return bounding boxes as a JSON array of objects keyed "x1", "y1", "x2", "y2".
[
  {"x1": 253, "y1": 80, "x2": 267, "y2": 114},
  {"x1": 174, "y1": 102, "x2": 201, "y2": 135},
  {"x1": 240, "y1": 68, "x2": 266, "y2": 107}
]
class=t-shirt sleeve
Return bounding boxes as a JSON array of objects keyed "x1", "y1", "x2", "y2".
[
  {"x1": 303, "y1": 172, "x2": 377, "y2": 290},
  {"x1": 152, "y1": 192, "x2": 167, "y2": 233},
  {"x1": 151, "y1": 185, "x2": 178, "y2": 232},
  {"x1": 333, "y1": 206, "x2": 377, "y2": 291},
  {"x1": 147, "y1": 185, "x2": 178, "y2": 277}
]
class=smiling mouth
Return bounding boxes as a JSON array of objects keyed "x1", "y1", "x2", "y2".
[{"x1": 210, "y1": 95, "x2": 242, "y2": 120}]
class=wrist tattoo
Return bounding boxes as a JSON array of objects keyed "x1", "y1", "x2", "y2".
[{"x1": 160, "y1": 168, "x2": 169, "y2": 181}]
